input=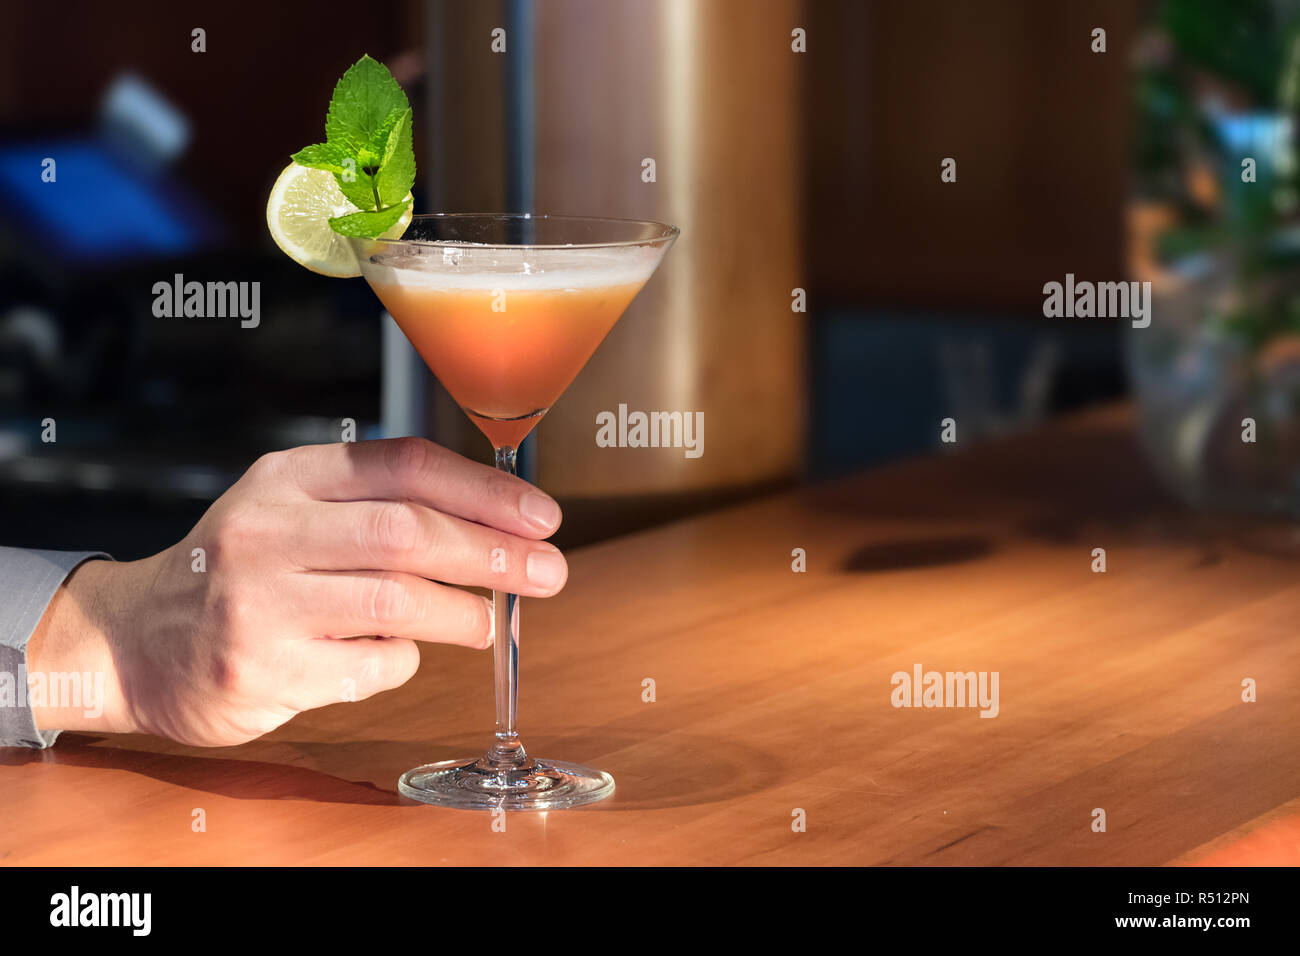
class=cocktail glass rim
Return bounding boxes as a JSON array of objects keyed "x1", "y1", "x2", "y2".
[{"x1": 353, "y1": 211, "x2": 679, "y2": 253}]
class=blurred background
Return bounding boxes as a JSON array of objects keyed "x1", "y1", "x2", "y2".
[{"x1": 2, "y1": 0, "x2": 1298, "y2": 559}]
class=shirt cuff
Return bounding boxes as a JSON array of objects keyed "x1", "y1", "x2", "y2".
[{"x1": 0, "y1": 547, "x2": 112, "y2": 748}]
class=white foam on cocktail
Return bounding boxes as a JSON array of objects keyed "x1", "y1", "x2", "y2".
[{"x1": 361, "y1": 245, "x2": 659, "y2": 291}]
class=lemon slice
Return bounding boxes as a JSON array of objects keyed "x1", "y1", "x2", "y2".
[{"x1": 265, "y1": 163, "x2": 413, "y2": 278}]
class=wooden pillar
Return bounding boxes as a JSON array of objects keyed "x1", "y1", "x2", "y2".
[{"x1": 531, "y1": 0, "x2": 806, "y2": 500}]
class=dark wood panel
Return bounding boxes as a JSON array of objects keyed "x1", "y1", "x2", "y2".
[{"x1": 806, "y1": 0, "x2": 1137, "y2": 311}]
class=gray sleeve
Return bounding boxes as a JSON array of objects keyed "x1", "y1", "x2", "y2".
[{"x1": 0, "y1": 547, "x2": 112, "y2": 748}]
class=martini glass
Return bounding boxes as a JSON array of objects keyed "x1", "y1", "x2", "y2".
[{"x1": 348, "y1": 214, "x2": 677, "y2": 810}]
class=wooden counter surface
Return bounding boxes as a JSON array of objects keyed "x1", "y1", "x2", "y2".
[{"x1": 4, "y1": 405, "x2": 1298, "y2": 865}]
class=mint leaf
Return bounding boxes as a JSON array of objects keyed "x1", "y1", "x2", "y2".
[
  {"x1": 366, "y1": 107, "x2": 406, "y2": 162},
  {"x1": 374, "y1": 108, "x2": 415, "y2": 207},
  {"x1": 355, "y1": 145, "x2": 382, "y2": 170},
  {"x1": 335, "y1": 168, "x2": 379, "y2": 211},
  {"x1": 329, "y1": 199, "x2": 411, "y2": 237},
  {"x1": 325, "y1": 55, "x2": 410, "y2": 158},
  {"x1": 291, "y1": 142, "x2": 352, "y2": 174},
  {"x1": 293, "y1": 141, "x2": 376, "y2": 210},
  {"x1": 339, "y1": 106, "x2": 406, "y2": 205}
]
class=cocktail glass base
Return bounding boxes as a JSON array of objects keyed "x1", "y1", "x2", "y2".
[{"x1": 398, "y1": 756, "x2": 615, "y2": 811}]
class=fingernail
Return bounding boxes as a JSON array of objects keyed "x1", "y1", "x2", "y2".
[
  {"x1": 526, "y1": 549, "x2": 567, "y2": 592},
  {"x1": 520, "y1": 491, "x2": 562, "y2": 532}
]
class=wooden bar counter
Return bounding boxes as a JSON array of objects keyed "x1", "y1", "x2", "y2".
[{"x1": 3, "y1": 404, "x2": 1298, "y2": 865}]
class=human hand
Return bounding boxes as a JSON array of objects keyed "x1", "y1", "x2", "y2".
[{"x1": 29, "y1": 438, "x2": 566, "y2": 746}]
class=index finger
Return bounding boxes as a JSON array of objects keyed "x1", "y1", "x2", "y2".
[{"x1": 266, "y1": 437, "x2": 562, "y2": 539}]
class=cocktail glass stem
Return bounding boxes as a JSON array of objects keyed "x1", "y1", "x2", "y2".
[
  {"x1": 392, "y1": 432, "x2": 613, "y2": 809},
  {"x1": 483, "y1": 444, "x2": 532, "y2": 774}
]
